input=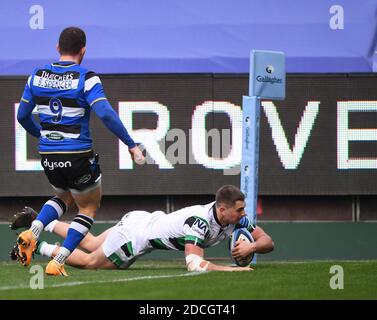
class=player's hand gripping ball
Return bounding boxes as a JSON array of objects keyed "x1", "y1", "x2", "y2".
[{"x1": 229, "y1": 228, "x2": 255, "y2": 267}]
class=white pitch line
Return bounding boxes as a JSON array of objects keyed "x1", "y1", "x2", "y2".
[{"x1": 0, "y1": 271, "x2": 205, "y2": 291}]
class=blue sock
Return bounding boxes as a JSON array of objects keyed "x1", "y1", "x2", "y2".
[
  {"x1": 54, "y1": 213, "x2": 94, "y2": 264},
  {"x1": 30, "y1": 197, "x2": 66, "y2": 239}
]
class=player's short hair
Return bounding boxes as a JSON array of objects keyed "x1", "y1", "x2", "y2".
[
  {"x1": 215, "y1": 185, "x2": 245, "y2": 208},
  {"x1": 58, "y1": 27, "x2": 86, "y2": 55}
]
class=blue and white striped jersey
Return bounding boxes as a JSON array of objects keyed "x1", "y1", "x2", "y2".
[{"x1": 21, "y1": 61, "x2": 107, "y2": 153}]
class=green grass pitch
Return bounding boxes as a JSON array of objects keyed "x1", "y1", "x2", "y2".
[{"x1": 0, "y1": 260, "x2": 376, "y2": 299}]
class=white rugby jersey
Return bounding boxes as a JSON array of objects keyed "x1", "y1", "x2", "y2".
[{"x1": 141, "y1": 202, "x2": 255, "y2": 251}]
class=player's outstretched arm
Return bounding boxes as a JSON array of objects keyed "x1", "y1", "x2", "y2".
[
  {"x1": 17, "y1": 100, "x2": 41, "y2": 138},
  {"x1": 18, "y1": 75, "x2": 41, "y2": 138},
  {"x1": 92, "y1": 100, "x2": 145, "y2": 164},
  {"x1": 185, "y1": 243, "x2": 252, "y2": 272},
  {"x1": 251, "y1": 226, "x2": 274, "y2": 253}
]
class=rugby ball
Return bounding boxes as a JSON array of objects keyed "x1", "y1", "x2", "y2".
[{"x1": 229, "y1": 228, "x2": 255, "y2": 267}]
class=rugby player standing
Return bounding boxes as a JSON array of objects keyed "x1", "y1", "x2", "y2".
[{"x1": 15, "y1": 27, "x2": 144, "y2": 276}]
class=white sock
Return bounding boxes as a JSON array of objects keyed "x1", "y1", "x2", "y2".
[
  {"x1": 30, "y1": 220, "x2": 44, "y2": 239},
  {"x1": 39, "y1": 242, "x2": 57, "y2": 258},
  {"x1": 54, "y1": 247, "x2": 71, "y2": 264},
  {"x1": 44, "y1": 220, "x2": 58, "y2": 233}
]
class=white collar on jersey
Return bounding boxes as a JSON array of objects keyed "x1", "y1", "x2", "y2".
[
  {"x1": 51, "y1": 61, "x2": 77, "y2": 67},
  {"x1": 210, "y1": 203, "x2": 228, "y2": 228}
]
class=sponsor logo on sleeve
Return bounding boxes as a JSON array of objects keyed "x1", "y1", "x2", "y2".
[{"x1": 191, "y1": 218, "x2": 209, "y2": 237}]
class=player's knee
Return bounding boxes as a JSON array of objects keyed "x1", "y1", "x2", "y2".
[
  {"x1": 89, "y1": 237, "x2": 102, "y2": 252},
  {"x1": 78, "y1": 205, "x2": 99, "y2": 217},
  {"x1": 83, "y1": 254, "x2": 100, "y2": 269},
  {"x1": 80, "y1": 235, "x2": 100, "y2": 252},
  {"x1": 76, "y1": 198, "x2": 101, "y2": 216},
  {"x1": 63, "y1": 197, "x2": 75, "y2": 209},
  {"x1": 55, "y1": 195, "x2": 74, "y2": 210}
]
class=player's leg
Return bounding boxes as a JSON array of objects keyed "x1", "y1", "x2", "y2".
[
  {"x1": 38, "y1": 243, "x2": 116, "y2": 270},
  {"x1": 11, "y1": 206, "x2": 112, "y2": 253},
  {"x1": 46, "y1": 186, "x2": 101, "y2": 274},
  {"x1": 16, "y1": 189, "x2": 74, "y2": 266},
  {"x1": 34, "y1": 190, "x2": 74, "y2": 237},
  {"x1": 15, "y1": 151, "x2": 78, "y2": 267},
  {"x1": 43, "y1": 212, "x2": 150, "y2": 271},
  {"x1": 71, "y1": 246, "x2": 116, "y2": 270},
  {"x1": 10, "y1": 207, "x2": 38, "y2": 230},
  {"x1": 80, "y1": 227, "x2": 113, "y2": 252},
  {"x1": 57, "y1": 185, "x2": 101, "y2": 255},
  {"x1": 99, "y1": 212, "x2": 152, "y2": 270},
  {"x1": 46, "y1": 218, "x2": 113, "y2": 252},
  {"x1": 74, "y1": 249, "x2": 116, "y2": 270},
  {"x1": 46, "y1": 152, "x2": 102, "y2": 275}
]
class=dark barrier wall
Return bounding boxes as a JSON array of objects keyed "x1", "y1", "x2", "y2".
[{"x1": 0, "y1": 74, "x2": 377, "y2": 196}]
